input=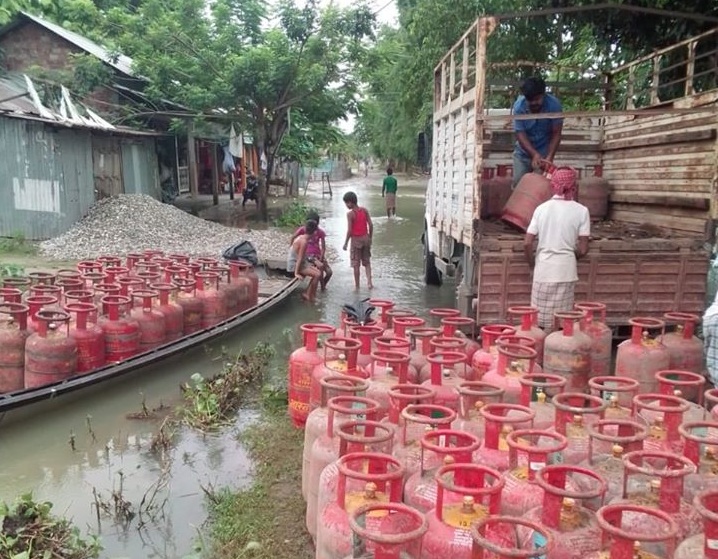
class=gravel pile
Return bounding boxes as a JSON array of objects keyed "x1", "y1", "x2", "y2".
[{"x1": 40, "y1": 194, "x2": 297, "y2": 262}]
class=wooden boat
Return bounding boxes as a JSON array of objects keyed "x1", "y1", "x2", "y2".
[{"x1": 0, "y1": 267, "x2": 300, "y2": 414}]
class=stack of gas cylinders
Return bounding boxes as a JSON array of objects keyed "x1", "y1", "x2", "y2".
[
  {"x1": 0, "y1": 250, "x2": 259, "y2": 393},
  {"x1": 290, "y1": 299, "x2": 718, "y2": 558}
]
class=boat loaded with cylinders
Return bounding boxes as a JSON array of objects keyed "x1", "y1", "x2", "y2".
[{"x1": 0, "y1": 250, "x2": 299, "y2": 414}]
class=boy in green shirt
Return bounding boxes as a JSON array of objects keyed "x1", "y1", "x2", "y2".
[{"x1": 381, "y1": 167, "x2": 398, "y2": 218}]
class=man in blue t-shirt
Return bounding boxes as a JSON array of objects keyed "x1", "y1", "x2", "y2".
[{"x1": 512, "y1": 76, "x2": 564, "y2": 187}]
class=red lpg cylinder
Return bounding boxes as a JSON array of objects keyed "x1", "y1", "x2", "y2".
[
  {"x1": 543, "y1": 311, "x2": 592, "y2": 392},
  {"x1": 518, "y1": 465, "x2": 607, "y2": 559},
  {"x1": 64, "y1": 302, "x2": 105, "y2": 373},
  {"x1": 575, "y1": 302, "x2": 612, "y2": 379},
  {"x1": 96, "y1": 255, "x2": 122, "y2": 268},
  {"x1": 501, "y1": 165, "x2": 554, "y2": 232},
  {"x1": 302, "y1": 376, "x2": 370, "y2": 500},
  {"x1": 663, "y1": 312, "x2": 704, "y2": 374},
  {"x1": 93, "y1": 283, "x2": 121, "y2": 311},
  {"x1": 24, "y1": 310, "x2": 78, "y2": 388},
  {"x1": 57, "y1": 269, "x2": 82, "y2": 280},
  {"x1": 164, "y1": 264, "x2": 191, "y2": 282},
  {"x1": 483, "y1": 343, "x2": 539, "y2": 404},
  {"x1": 441, "y1": 316, "x2": 480, "y2": 363},
  {"x1": 615, "y1": 317, "x2": 670, "y2": 394},
  {"x1": 472, "y1": 516, "x2": 553, "y2": 559},
  {"x1": 708, "y1": 389, "x2": 718, "y2": 421},
  {"x1": 369, "y1": 299, "x2": 396, "y2": 330},
  {"x1": 350, "y1": 325, "x2": 384, "y2": 370},
  {"x1": 0, "y1": 303, "x2": 30, "y2": 392},
  {"x1": 104, "y1": 266, "x2": 129, "y2": 283},
  {"x1": 174, "y1": 278, "x2": 203, "y2": 335},
  {"x1": 396, "y1": 404, "x2": 457, "y2": 477},
  {"x1": 347, "y1": 502, "x2": 428, "y2": 559},
  {"x1": 310, "y1": 337, "x2": 365, "y2": 410},
  {"x1": 288, "y1": 323, "x2": 335, "y2": 427},
  {"x1": 418, "y1": 337, "x2": 468, "y2": 381},
  {"x1": 194, "y1": 271, "x2": 228, "y2": 327},
  {"x1": 632, "y1": 393, "x2": 689, "y2": 454},
  {"x1": 588, "y1": 376, "x2": 640, "y2": 420},
  {"x1": 124, "y1": 253, "x2": 143, "y2": 270},
  {"x1": 0, "y1": 287, "x2": 22, "y2": 303},
  {"x1": 168, "y1": 254, "x2": 190, "y2": 264},
  {"x1": 455, "y1": 381, "x2": 505, "y2": 438},
  {"x1": 56, "y1": 278, "x2": 85, "y2": 299},
  {"x1": 307, "y1": 417, "x2": 393, "y2": 540},
  {"x1": 404, "y1": 430, "x2": 482, "y2": 513},
  {"x1": 409, "y1": 327, "x2": 440, "y2": 375},
  {"x1": 421, "y1": 351, "x2": 467, "y2": 411},
  {"x1": 208, "y1": 264, "x2": 241, "y2": 317},
  {"x1": 508, "y1": 306, "x2": 546, "y2": 364},
  {"x1": 315, "y1": 452, "x2": 404, "y2": 559},
  {"x1": 117, "y1": 275, "x2": 144, "y2": 303},
  {"x1": 149, "y1": 283, "x2": 184, "y2": 342},
  {"x1": 30, "y1": 283, "x2": 61, "y2": 299},
  {"x1": 226, "y1": 261, "x2": 253, "y2": 312},
  {"x1": 501, "y1": 429, "x2": 569, "y2": 516},
  {"x1": 585, "y1": 504, "x2": 678, "y2": 559},
  {"x1": 614, "y1": 450, "x2": 701, "y2": 540},
  {"x1": 3, "y1": 277, "x2": 31, "y2": 293},
  {"x1": 77, "y1": 260, "x2": 102, "y2": 275},
  {"x1": 26, "y1": 295, "x2": 59, "y2": 332},
  {"x1": 130, "y1": 290, "x2": 167, "y2": 351},
  {"x1": 392, "y1": 316, "x2": 426, "y2": 342},
  {"x1": 423, "y1": 463, "x2": 515, "y2": 559},
  {"x1": 428, "y1": 307, "x2": 461, "y2": 327},
  {"x1": 366, "y1": 351, "x2": 412, "y2": 417},
  {"x1": 375, "y1": 337, "x2": 417, "y2": 382},
  {"x1": 383, "y1": 384, "x2": 436, "y2": 434},
  {"x1": 64, "y1": 289, "x2": 96, "y2": 322},
  {"x1": 477, "y1": 403, "x2": 536, "y2": 471},
  {"x1": 472, "y1": 324, "x2": 516, "y2": 379},
  {"x1": 581, "y1": 419, "x2": 649, "y2": 502},
  {"x1": 518, "y1": 374, "x2": 567, "y2": 430},
  {"x1": 236, "y1": 260, "x2": 259, "y2": 306},
  {"x1": 383, "y1": 308, "x2": 417, "y2": 338},
  {"x1": 335, "y1": 315, "x2": 359, "y2": 339},
  {"x1": 98, "y1": 295, "x2": 140, "y2": 363},
  {"x1": 551, "y1": 392, "x2": 608, "y2": 464},
  {"x1": 136, "y1": 271, "x2": 163, "y2": 289},
  {"x1": 679, "y1": 421, "x2": 718, "y2": 502},
  {"x1": 81, "y1": 271, "x2": 109, "y2": 291},
  {"x1": 655, "y1": 369, "x2": 706, "y2": 416},
  {"x1": 675, "y1": 490, "x2": 718, "y2": 559},
  {"x1": 28, "y1": 271, "x2": 56, "y2": 286}
]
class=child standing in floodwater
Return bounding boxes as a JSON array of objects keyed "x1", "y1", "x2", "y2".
[
  {"x1": 382, "y1": 167, "x2": 398, "y2": 218},
  {"x1": 342, "y1": 191, "x2": 373, "y2": 291}
]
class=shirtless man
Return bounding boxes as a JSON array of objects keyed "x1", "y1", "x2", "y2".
[{"x1": 287, "y1": 219, "x2": 322, "y2": 302}]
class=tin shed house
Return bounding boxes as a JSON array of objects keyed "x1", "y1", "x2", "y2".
[{"x1": 0, "y1": 75, "x2": 163, "y2": 240}]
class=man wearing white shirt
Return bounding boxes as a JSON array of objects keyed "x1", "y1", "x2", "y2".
[
  {"x1": 523, "y1": 167, "x2": 590, "y2": 330},
  {"x1": 704, "y1": 290, "x2": 718, "y2": 386}
]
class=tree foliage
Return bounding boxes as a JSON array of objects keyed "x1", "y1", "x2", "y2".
[{"x1": 357, "y1": 0, "x2": 718, "y2": 166}]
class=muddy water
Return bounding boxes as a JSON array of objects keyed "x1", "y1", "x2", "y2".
[{"x1": 0, "y1": 173, "x2": 455, "y2": 558}]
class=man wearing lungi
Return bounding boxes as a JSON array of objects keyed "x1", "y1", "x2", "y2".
[{"x1": 523, "y1": 167, "x2": 590, "y2": 331}]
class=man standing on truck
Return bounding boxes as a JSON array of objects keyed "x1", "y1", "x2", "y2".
[
  {"x1": 523, "y1": 167, "x2": 590, "y2": 331},
  {"x1": 512, "y1": 76, "x2": 564, "y2": 187}
]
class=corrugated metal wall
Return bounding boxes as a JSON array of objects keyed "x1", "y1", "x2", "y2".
[
  {"x1": 0, "y1": 117, "x2": 162, "y2": 240},
  {"x1": 0, "y1": 117, "x2": 95, "y2": 240},
  {"x1": 121, "y1": 138, "x2": 160, "y2": 198}
]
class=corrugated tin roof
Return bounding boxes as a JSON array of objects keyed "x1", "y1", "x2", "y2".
[{"x1": 18, "y1": 11, "x2": 135, "y2": 77}]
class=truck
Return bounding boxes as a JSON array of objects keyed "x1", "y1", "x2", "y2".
[{"x1": 423, "y1": 10, "x2": 716, "y2": 327}]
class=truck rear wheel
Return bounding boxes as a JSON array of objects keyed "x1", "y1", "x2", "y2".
[{"x1": 423, "y1": 231, "x2": 442, "y2": 286}]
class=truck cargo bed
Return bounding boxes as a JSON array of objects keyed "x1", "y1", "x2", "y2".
[{"x1": 475, "y1": 220, "x2": 708, "y2": 327}]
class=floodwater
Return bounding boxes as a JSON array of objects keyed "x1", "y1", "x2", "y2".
[{"x1": 0, "y1": 172, "x2": 455, "y2": 558}]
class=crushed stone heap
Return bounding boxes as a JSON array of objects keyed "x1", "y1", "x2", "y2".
[{"x1": 40, "y1": 194, "x2": 294, "y2": 262}]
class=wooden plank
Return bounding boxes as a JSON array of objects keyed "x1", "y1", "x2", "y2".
[
  {"x1": 609, "y1": 194, "x2": 710, "y2": 210},
  {"x1": 603, "y1": 129, "x2": 717, "y2": 151},
  {"x1": 603, "y1": 114, "x2": 718, "y2": 141},
  {"x1": 609, "y1": 208, "x2": 707, "y2": 234}
]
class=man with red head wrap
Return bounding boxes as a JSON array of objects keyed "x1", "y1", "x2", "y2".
[{"x1": 523, "y1": 167, "x2": 590, "y2": 330}]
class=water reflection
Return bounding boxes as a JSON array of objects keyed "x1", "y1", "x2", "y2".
[{"x1": 0, "y1": 174, "x2": 455, "y2": 558}]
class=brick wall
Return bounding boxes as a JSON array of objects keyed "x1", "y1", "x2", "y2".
[{"x1": 0, "y1": 20, "x2": 120, "y2": 115}]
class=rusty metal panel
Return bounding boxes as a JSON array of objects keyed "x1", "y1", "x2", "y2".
[
  {"x1": 0, "y1": 117, "x2": 94, "y2": 240},
  {"x1": 121, "y1": 138, "x2": 160, "y2": 199}
]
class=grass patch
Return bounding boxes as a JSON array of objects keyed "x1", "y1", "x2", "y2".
[
  {"x1": 274, "y1": 200, "x2": 320, "y2": 228},
  {"x1": 0, "y1": 232, "x2": 38, "y2": 256},
  {"x1": 205, "y1": 406, "x2": 313, "y2": 559}
]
